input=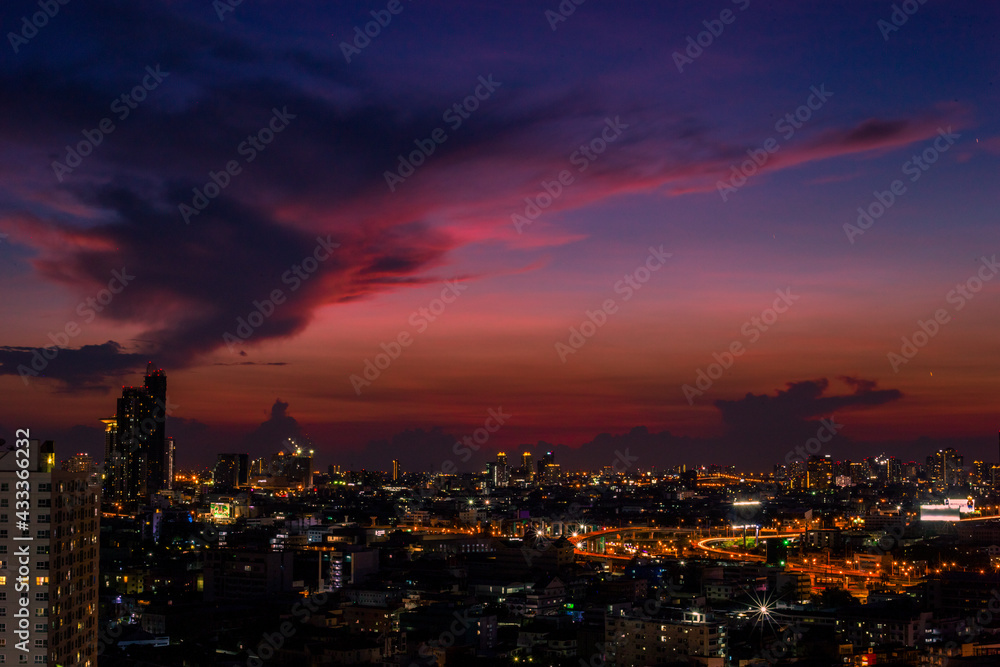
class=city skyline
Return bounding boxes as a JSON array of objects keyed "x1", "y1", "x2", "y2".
[
  {"x1": 68, "y1": 366, "x2": 998, "y2": 478},
  {"x1": 2, "y1": 3, "x2": 1000, "y2": 665}
]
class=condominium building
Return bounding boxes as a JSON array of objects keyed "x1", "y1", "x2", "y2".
[{"x1": 0, "y1": 438, "x2": 100, "y2": 666}]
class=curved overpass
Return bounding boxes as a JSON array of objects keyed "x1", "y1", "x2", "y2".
[{"x1": 572, "y1": 526, "x2": 918, "y2": 592}]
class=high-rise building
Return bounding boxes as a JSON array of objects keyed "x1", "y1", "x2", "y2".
[
  {"x1": 806, "y1": 455, "x2": 833, "y2": 490},
  {"x1": 540, "y1": 462, "x2": 561, "y2": 484},
  {"x1": 873, "y1": 454, "x2": 902, "y2": 484},
  {"x1": 862, "y1": 456, "x2": 877, "y2": 483},
  {"x1": 929, "y1": 448, "x2": 963, "y2": 489},
  {"x1": 849, "y1": 461, "x2": 865, "y2": 485},
  {"x1": 215, "y1": 454, "x2": 249, "y2": 490},
  {"x1": 62, "y1": 453, "x2": 100, "y2": 489},
  {"x1": 165, "y1": 437, "x2": 176, "y2": 491},
  {"x1": 392, "y1": 459, "x2": 400, "y2": 481},
  {"x1": 536, "y1": 451, "x2": 559, "y2": 484},
  {"x1": 486, "y1": 461, "x2": 498, "y2": 490},
  {"x1": 785, "y1": 460, "x2": 806, "y2": 489},
  {"x1": 102, "y1": 363, "x2": 170, "y2": 509},
  {"x1": 496, "y1": 452, "x2": 508, "y2": 486},
  {"x1": 605, "y1": 610, "x2": 727, "y2": 666},
  {"x1": 0, "y1": 439, "x2": 100, "y2": 666},
  {"x1": 521, "y1": 452, "x2": 533, "y2": 482},
  {"x1": 973, "y1": 460, "x2": 990, "y2": 487},
  {"x1": 537, "y1": 451, "x2": 554, "y2": 477}
]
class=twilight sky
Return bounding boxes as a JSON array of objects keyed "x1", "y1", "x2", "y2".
[{"x1": 0, "y1": 0, "x2": 998, "y2": 472}]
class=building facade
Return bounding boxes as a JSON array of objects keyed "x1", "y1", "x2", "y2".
[
  {"x1": 102, "y1": 363, "x2": 170, "y2": 508},
  {"x1": 0, "y1": 438, "x2": 100, "y2": 666}
]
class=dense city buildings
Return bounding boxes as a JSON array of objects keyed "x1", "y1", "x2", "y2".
[
  {"x1": 72, "y1": 378, "x2": 1000, "y2": 666},
  {"x1": 0, "y1": 439, "x2": 99, "y2": 666},
  {"x1": 214, "y1": 453, "x2": 249, "y2": 491},
  {"x1": 48, "y1": 367, "x2": 1000, "y2": 664}
]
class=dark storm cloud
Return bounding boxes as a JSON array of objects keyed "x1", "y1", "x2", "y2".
[
  {"x1": 0, "y1": 3, "x2": 531, "y2": 385},
  {"x1": 241, "y1": 399, "x2": 311, "y2": 455},
  {"x1": 713, "y1": 378, "x2": 903, "y2": 456},
  {"x1": 0, "y1": 341, "x2": 146, "y2": 390},
  {"x1": 361, "y1": 427, "x2": 461, "y2": 473},
  {"x1": 166, "y1": 415, "x2": 217, "y2": 465},
  {"x1": 28, "y1": 190, "x2": 353, "y2": 370},
  {"x1": 714, "y1": 378, "x2": 903, "y2": 428},
  {"x1": 542, "y1": 427, "x2": 703, "y2": 472}
]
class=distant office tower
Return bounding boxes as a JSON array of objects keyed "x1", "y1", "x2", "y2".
[
  {"x1": 102, "y1": 363, "x2": 169, "y2": 509},
  {"x1": 495, "y1": 451, "x2": 509, "y2": 487},
  {"x1": 0, "y1": 439, "x2": 100, "y2": 666},
  {"x1": 929, "y1": 448, "x2": 963, "y2": 489},
  {"x1": 871, "y1": 454, "x2": 902, "y2": 485},
  {"x1": 974, "y1": 460, "x2": 990, "y2": 486},
  {"x1": 886, "y1": 456, "x2": 902, "y2": 484},
  {"x1": 215, "y1": 453, "x2": 249, "y2": 490},
  {"x1": 861, "y1": 457, "x2": 877, "y2": 482},
  {"x1": 165, "y1": 437, "x2": 176, "y2": 490},
  {"x1": 806, "y1": 455, "x2": 833, "y2": 490},
  {"x1": 849, "y1": 461, "x2": 865, "y2": 485},
  {"x1": 537, "y1": 451, "x2": 554, "y2": 477},
  {"x1": 486, "y1": 454, "x2": 510, "y2": 489},
  {"x1": 536, "y1": 451, "x2": 559, "y2": 484},
  {"x1": 522, "y1": 452, "x2": 533, "y2": 482},
  {"x1": 250, "y1": 457, "x2": 267, "y2": 476},
  {"x1": 63, "y1": 452, "x2": 101, "y2": 490},
  {"x1": 486, "y1": 461, "x2": 498, "y2": 489},
  {"x1": 392, "y1": 459, "x2": 400, "y2": 481}
]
